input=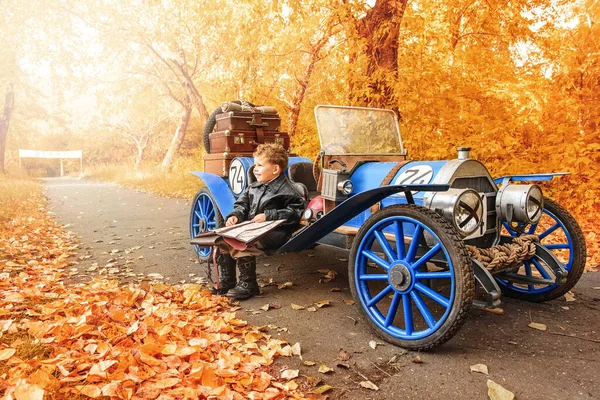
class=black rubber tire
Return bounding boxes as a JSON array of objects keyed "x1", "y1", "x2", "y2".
[
  {"x1": 203, "y1": 100, "x2": 255, "y2": 154},
  {"x1": 190, "y1": 187, "x2": 224, "y2": 261},
  {"x1": 500, "y1": 198, "x2": 587, "y2": 302},
  {"x1": 348, "y1": 204, "x2": 474, "y2": 351}
]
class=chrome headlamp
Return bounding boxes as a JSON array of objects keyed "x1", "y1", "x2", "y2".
[
  {"x1": 424, "y1": 188, "x2": 484, "y2": 237},
  {"x1": 496, "y1": 184, "x2": 543, "y2": 224},
  {"x1": 337, "y1": 180, "x2": 354, "y2": 195}
]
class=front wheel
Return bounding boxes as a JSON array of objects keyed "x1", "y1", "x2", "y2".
[
  {"x1": 349, "y1": 204, "x2": 474, "y2": 350},
  {"x1": 190, "y1": 187, "x2": 223, "y2": 260},
  {"x1": 497, "y1": 198, "x2": 586, "y2": 302}
]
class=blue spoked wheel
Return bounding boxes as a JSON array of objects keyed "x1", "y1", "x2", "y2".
[
  {"x1": 190, "y1": 188, "x2": 223, "y2": 260},
  {"x1": 497, "y1": 197, "x2": 586, "y2": 302},
  {"x1": 349, "y1": 204, "x2": 474, "y2": 350}
]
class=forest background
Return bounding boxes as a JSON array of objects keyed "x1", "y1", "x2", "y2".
[{"x1": 1, "y1": 0, "x2": 598, "y2": 267}]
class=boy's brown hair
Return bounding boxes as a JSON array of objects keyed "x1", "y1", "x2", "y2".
[{"x1": 253, "y1": 143, "x2": 288, "y2": 170}]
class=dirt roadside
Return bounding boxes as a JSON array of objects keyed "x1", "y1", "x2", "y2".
[{"x1": 45, "y1": 177, "x2": 600, "y2": 400}]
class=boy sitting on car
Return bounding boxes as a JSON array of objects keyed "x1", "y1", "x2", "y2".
[{"x1": 214, "y1": 143, "x2": 306, "y2": 300}]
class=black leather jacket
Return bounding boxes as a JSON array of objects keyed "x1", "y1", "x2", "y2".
[{"x1": 226, "y1": 174, "x2": 306, "y2": 250}]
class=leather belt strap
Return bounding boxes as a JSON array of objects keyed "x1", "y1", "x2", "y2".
[{"x1": 370, "y1": 161, "x2": 409, "y2": 214}]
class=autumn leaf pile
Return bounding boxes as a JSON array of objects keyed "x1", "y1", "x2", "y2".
[{"x1": 0, "y1": 182, "x2": 311, "y2": 399}]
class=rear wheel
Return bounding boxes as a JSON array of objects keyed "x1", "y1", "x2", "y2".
[
  {"x1": 349, "y1": 204, "x2": 474, "y2": 350},
  {"x1": 497, "y1": 198, "x2": 586, "y2": 302},
  {"x1": 190, "y1": 187, "x2": 223, "y2": 260}
]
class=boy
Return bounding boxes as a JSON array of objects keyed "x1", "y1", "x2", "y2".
[{"x1": 214, "y1": 143, "x2": 305, "y2": 300}]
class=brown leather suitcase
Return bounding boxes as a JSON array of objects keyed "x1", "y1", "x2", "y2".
[
  {"x1": 215, "y1": 111, "x2": 281, "y2": 133},
  {"x1": 203, "y1": 152, "x2": 253, "y2": 177},
  {"x1": 209, "y1": 130, "x2": 291, "y2": 154}
]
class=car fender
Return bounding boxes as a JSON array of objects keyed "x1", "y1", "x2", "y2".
[
  {"x1": 190, "y1": 172, "x2": 235, "y2": 217},
  {"x1": 493, "y1": 172, "x2": 570, "y2": 185},
  {"x1": 278, "y1": 183, "x2": 450, "y2": 253}
]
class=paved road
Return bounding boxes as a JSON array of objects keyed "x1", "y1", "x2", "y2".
[{"x1": 45, "y1": 177, "x2": 600, "y2": 399}]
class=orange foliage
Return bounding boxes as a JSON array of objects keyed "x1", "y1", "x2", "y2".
[{"x1": 0, "y1": 203, "x2": 311, "y2": 398}]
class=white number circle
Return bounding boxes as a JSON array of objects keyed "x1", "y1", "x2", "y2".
[
  {"x1": 228, "y1": 159, "x2": 247, "y2": 196},
  {"x1": 392, "y1": 165, "x2": 434, "y2": 195}
]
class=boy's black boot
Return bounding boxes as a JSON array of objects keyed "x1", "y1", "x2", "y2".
[
  {"x1": 211, "y1": 252, "x2": 237, "y2": 295},
  {"x1": 226, "y1": 256, "x2": 260, "y2": 300}
]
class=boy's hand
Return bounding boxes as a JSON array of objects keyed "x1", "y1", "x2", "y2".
[
  {"x1": 226, "y1": 216, "x2": 238, "y2": 226},
  {"x1": 251, "y1": 213, "x2": 266, "y2": 223}
]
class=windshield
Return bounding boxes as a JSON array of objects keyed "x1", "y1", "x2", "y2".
[{"x1": 314, "y1": 105, "x2": 405, "y2": 155}]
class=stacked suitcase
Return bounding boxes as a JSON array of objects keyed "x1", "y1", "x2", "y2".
[{"x1": 204, "y1": 102, "x2": 291, "y2": 177}]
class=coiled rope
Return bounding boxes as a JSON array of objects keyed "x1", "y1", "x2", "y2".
[{"x1": 467, "y1": 234, "x2": 539, "y2": 272}]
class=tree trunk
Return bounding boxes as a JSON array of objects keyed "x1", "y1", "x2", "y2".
[
  {"x1": 162, "y1": 102, "x2": 192, "y2": 171},
  {"x1": 288, "y1": 36, "x2": 329, "y2": 138},
  {"x1": 0, "y1": 83, "x2": 15, "y2": 174},
  {"x1": 353, "y1": 0, "x2": 408, "y2": 109},
  {"x1": 134, "y1": 143, "x2": 145, "y2": 170}
]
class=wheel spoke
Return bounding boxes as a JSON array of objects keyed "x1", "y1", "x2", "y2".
[
  {"x1": 362, "y1": 250, "x2": 390, "y2": 270},
  {"x1": 359, "y1": 274, "x2": 388, "y2": 281},
  {"x1": 206, "y1": 208, "x2": 215, "y2": 219},
  {"x1": 531, "y1": 258, "x2": 553, "y2": 280},
  {"x1": 524, "y1": 261, "x2": 534, "y2": 291},
  {"x1": 538, "y1": 222, "x2": 560, "y2": 240},
  {"x1": 367, "y1": 285, "x2": 393, "y2": 307},
  {"x1": 405, "y1": 225, "x2": 423, "y2": 262},
  {"x1": 503, "y1": 222, "x2": 517, "y2": 237},
  {"x1": 544, "y1": 243, "x2": 569, "y2": 250},
  {"x1": 195, "y1": 210, "x2": 202, "y2": 220},
  {"x1": 192, "y1": 223, "x2": 200, "y2": 228},
  {"x1": 411, "y1": 291, "x2": 436, "y2": 329},
  {"x1": 384, "y1": 292, "x2": 401, "y2": 327},
  {"x1": 527, "y1": 223, "x2": 538, "y2": 234},
  {"x1": 402, "y1": 294, "x2": 414, "y2": 335},
  {"x1": 394, "y1": 220, "x2": 405, "y2": 260},
  {"x1": 410, "y1": 243, "x2": 441, "y2": 272},
  {"x1": 415, "y1": 271, "x2": 452, "y2": 279},
  {"x1": 207, "y1": 222, "x2": 216, "y2": 228},
  {"x1": 414, "y1": 282, "x2": 450, "y2": 308},
  {"x1": 374, "y1": 230, "x2": 396, "y2": 262}
]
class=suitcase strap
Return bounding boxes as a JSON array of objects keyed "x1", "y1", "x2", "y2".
[{"x1": 248, "y1": 112, "x2": 266, "y2": 144}]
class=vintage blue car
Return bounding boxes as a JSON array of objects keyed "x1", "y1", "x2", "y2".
[{"x1": 190, "y1": 105, "x2": 586, "y2": 350}]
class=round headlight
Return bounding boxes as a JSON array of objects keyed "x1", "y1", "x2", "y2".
[
  {"x1": 424, "y1": 188, "x2": 484, "y2": 238},
  {"x1": 526, "y1": 185, "x2": 543, "y2": 223},
  {"x1": 496, "y1": 184, "x2": 544, "y2": 224},
  {"x1": 337, "y1": 180, "x2": 354, "y2": 195},
  {"x1": 303, "y1": 208, "x2": 314, "y2": 221},
  {"x1": 454, "y1": 190, "x2": 484, "y2": 236}
]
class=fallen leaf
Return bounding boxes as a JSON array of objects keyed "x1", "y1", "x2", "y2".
[
  {"x1": 470, "y1": 364, "x2": 489, "y2": 375},
  {"x1": 278, "y1": 281, "x2": 293, "y2": 289},
  {"x1": 337, "y1": 349, "x2": 351, "y2": 361},
  {"x1": 487, "y1": 379, "x2": 515, "y2": 400},
  {"x1": 318, "y1": 364, "x2": 334, "y2": 374},
  {"x1": 343, "y1": 298, "x2": 355, "y2": 305},
  {"x1": 528, "y1": 322, "x2": 547, "y2": 331},
  {"x1": 359, "y1": 380, "x2": 379, "y2": 391},
  {"x1": 330, "y1": 287, "x2": 341, "y2": 292},
  {"x1": 0, "y1": 347, "x2": 16, "y2": 360},
  {"x1": 303, "y1": 361, "x2": 316, "y2": 366},
  {"x1": 561, "y1": 306, "x2": 569, "y2": 310},
  {"x1": 369, "y1": 340, "x2": 377, "y2": 349},
  {"x1": 260, "y1": 304, "x2": 270, "y2": 311},
  {"x1": 312, "y1": 384, "x2": 334, "y2": 394},
  {"x1": 564, "y1": 291, "x2": 576, "y2": 302},
  {"x1": 412, "y1": 354, "x2": 424, "y2": 364},
  {"x1": 291, "y1": 303, "x2": 305, "y2": 310},
  {"x1": 480, "y1": 307, "x2": 504, "y2": 315},
  {"x1": 307, "y1": 307, "x2": 317, "y2": 312},
  {"x1": 306, "y1": 376, "x2": 322, "y2": 387},
  {"x1": 291, "y1": 342, "x2": 302, "y2": 358},
  {"x1": 315, "y1": 300, "x2": 331, "y2": 308},
  {"x1": 281, "y1": 369, "x2": 299, "y2": 380}
]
